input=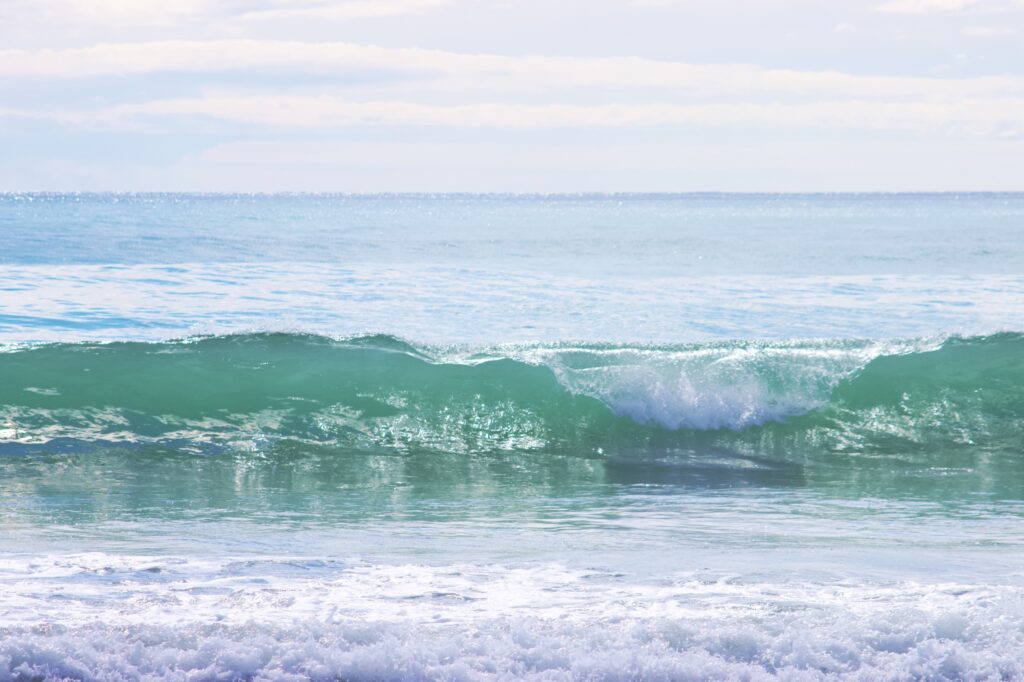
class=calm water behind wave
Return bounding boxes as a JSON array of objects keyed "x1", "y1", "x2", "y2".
[{"x1": 2, "y1": 193, "x2": 1024, "y2": 343}]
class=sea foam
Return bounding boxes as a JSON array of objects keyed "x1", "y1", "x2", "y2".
[{"x1": 2, "y1": 555, "x2": 1022, "y2": 681}]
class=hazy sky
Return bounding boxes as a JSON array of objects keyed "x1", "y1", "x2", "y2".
[{"x1": 2, "y1": 0, "x2": 1023, "y2": 191}]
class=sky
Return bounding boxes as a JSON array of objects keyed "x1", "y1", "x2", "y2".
[{"x1": 1, "y1": 0, "x2": 1022, "y2": 192}]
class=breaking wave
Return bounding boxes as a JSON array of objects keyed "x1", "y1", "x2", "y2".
[{"x1": 1, "y1": 332, "x2": 1021, "y2": 460}]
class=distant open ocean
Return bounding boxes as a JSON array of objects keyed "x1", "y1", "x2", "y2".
[{"x1": 2, "y1": 193, "x2": 1024, "y2": 680}]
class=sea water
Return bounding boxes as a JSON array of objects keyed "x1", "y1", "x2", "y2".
[{"x1": 1, "y1": 193, "x2": 1023, "y2": 680}]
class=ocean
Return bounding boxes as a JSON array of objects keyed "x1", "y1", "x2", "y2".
[{"x1": 1, "y1": 193, "x2": 1023, "y2": 680}]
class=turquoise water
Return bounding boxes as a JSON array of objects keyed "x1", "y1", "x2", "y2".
[{"x1": 2, "y1": 194, "x2": 1024, "y2": 680}]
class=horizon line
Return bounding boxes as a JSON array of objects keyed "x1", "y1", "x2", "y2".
[{"x1": 3, "y1": 190, "x2": 1023, "y2": 197}]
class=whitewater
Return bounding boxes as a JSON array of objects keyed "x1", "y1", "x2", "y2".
[{"x1": 2, "y1": 193, "x2": 1024, "y2": 681}]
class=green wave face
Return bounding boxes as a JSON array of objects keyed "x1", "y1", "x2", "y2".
[
  {"x1": 0, "y1": 334, "x2": 618, "y2": 454},
  {"x1": 813, "y1": 333, "x2": 1024, "y2": 452},
  {"x1": 1, "y1": 333, "x2": 1023, "y2": 500}
]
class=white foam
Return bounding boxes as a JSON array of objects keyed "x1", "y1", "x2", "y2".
[
  {"x1": 528, "y1": 342, "x2": 920, "y2": 431},
  {"x1": 1, "y1": 554, "x2": 1022, "y2": 680}
]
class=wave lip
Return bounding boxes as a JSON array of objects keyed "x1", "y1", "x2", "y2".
[{"x1": 521, "y1": 340, "x2": 917, "y2": 431}]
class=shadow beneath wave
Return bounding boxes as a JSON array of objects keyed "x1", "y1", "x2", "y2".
[{"x1": 603, "y1": 450, "x2": 805, "y2": 489}]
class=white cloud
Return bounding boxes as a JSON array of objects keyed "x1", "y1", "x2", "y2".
[
  {"x1": 875, "y1": 0, "x2": 982, "y2": 12},
  {"x1": 238, "y1": 0, "x2": 451, "y2": 20},
  {"x1": 9, "y1": 94, "x2": 1020, "y2": 138},
  {"x1": 2, "y1": 1, "x2": 1023, "y2": 190},
  {"x1": 0, "y1": 0, "x2": 451, "y2": 29},
  {"x1": 4, "y1": 38, "x2": 1022, "y2": 141},
  {"x1": 961, "y1": 24, "x2": 1017, "y2": 33},
  {"x1": 2, "y1": 40, "x2": 1023, "y2": 102},
  {"x1": 0, "y1": 0, "x2": 208, "y2": 26},
  {"x1": 876, "y1": 0, "x2": 1024, "y2": 11}
]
